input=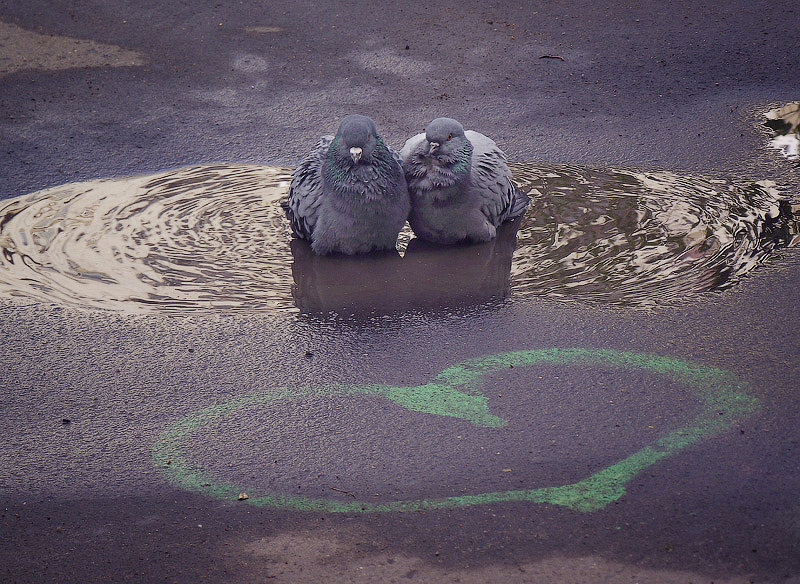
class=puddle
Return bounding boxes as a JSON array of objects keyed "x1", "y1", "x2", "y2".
[
  {"x1": 509, "y1": 163, "x2": 795, "y2": 306},
  {"x1": 764, "y1": 102, "x2": 800, "y2": 163},
  {"x1": 0, "y1": 165, "x2": 295, "y2": 313},
  {"x1": 0, "y1": 163, "x2": 794, "y2": 315}
]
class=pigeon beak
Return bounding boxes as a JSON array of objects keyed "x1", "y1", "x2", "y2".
[
  {"x1": 428, "y1": 142, "x2": 440, "y2": 155},
  {"x1": 349, "y1": 147, "x2": 363, "y2": 163}
]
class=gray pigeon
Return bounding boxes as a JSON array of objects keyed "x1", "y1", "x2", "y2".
[
  {"x1": 400, "y1": 117, "x2": 530, "y2": 244},
  {"x1": 283, "y1": 115, "x2": 410, "y2": 255}
]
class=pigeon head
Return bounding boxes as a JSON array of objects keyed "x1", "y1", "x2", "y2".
[
  {"x1": 403, "y1": 117, "x2": 473, "y2": 193},
  {"x1": 424, "y1": 117, "x2": 468, "y2": 158},
  {"x1": 322, "y1": 115, "x2": 404, "y2": 201},
  {"x1": 332, "y1": 114, "x2": 380, "y2": 165}
]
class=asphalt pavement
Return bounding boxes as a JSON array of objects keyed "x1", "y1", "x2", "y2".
[{"x1": 1, "y1": 1, "x2": 799, "y2": 582}]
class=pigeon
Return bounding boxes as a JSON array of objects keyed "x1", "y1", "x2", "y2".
[
  {"x1": 400, "y1": 117, "x2": 530, "y2": 245},
  {"x1": 283, "y1": 114, "x2": 410, "y2": 255}
]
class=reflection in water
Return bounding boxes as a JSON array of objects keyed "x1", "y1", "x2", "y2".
[
  {"x1": 765, "y1": 103, "x2": 800, "y2": 162},
  {"x1": 289, "y1": 241, "x2": 404, "y2": 315},
  {"x1": 0, "y1": 163, "x2": 792, "y2": 314},
  {"x1": 763, "y1": 201, "x2": 800, "y2": 248},
  {"x1": 508, "y1": 163, "x2": 791, "y2": 306},
  {"x1": 0, "y1": 165, "x2": 296, "y2": 312},
  {"x1": 290, "y1": 223, "x2": 519, "y2": 315}
]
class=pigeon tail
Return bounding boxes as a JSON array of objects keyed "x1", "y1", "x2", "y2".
[{"x1": 506, "y1": 185, "x2": 531, "y2": 220}]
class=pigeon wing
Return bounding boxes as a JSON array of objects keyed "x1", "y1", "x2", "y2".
[
  {"x1": 399, "y1": 132, "x2": 427, "y2": 162},
  {"x1": 283, "y1": 136, "x2": 333, "y2": 240},
  {"x1": 466, "y1": 130, "x2": 528, "y2": 225}
]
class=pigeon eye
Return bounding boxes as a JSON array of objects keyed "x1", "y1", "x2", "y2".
[{"x1": 447, "y1": 133, "x2": 453, "y2": 141}]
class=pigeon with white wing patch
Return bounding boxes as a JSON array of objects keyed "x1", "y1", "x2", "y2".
[{"x1": 400, "y1": 117, "x2": 529, "y2": 245}]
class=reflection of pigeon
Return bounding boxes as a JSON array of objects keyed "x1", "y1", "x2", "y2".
[
  {"x1": 289, "y1": 238, "x2": 404, "y2": 315},
  {"x1": 401, "y1": 221, "x2": 521, "y2": 308},
  {"x1": 400, "y1": 117, "x2": 530, "y2": 244},
  {"x1": 288, "y1": 222, "x2": 520, "y2": 316},
  {"x1": 283, "y1": 115, "x2": 410, "y2": 255}
]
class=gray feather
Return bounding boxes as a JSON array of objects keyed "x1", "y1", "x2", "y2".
[
  {"x1": 282, "y1": 136, "x2": 332, "y2": 241},
  {"x1": 283, "y1": 115, "x2": 410, "y2": 255},
  {"x1": 400, "y1": 119, "x2": 530, "y2": 245},
  {"x1": 399, "y1": 133, "x2": 426, "y2": 161}
]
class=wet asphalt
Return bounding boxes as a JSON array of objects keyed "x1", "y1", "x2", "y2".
[{"x1": 1, "y1": 1, "x2": 800, "y2": 583}]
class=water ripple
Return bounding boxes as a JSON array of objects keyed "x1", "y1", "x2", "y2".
[
  {"x1": 0, "y1": 164, "x2": 295, "y2": 312},
  {"x1": 509, "y1": 163, "x2": 789, "y2": 306},
  {"x1": 0, "y1": 162, "x2": 791, "y2": 314},
  {"x1": 765, "y1": 102, "x2": 800, "y2": 163}
]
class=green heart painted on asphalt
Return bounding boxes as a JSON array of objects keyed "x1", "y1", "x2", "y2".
[{"x1": 152, "y1": 348, "x2": 759, "y2": 513}]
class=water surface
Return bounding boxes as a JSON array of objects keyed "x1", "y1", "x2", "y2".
[
  {"x1": 0, "y1": 163, "x2": 792, "y2": 314},
  {"x1": 764, "y1": 102, "x2": 800, "y2": 163}
]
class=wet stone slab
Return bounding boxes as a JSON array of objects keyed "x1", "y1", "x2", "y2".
[{"x1": 0, "y1": 162, "x2": 795, "y2": 315}]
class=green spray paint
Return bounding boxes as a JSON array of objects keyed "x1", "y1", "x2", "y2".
[{"x1": 151, "y1": 348, "x2": 759, "y2": 513}]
